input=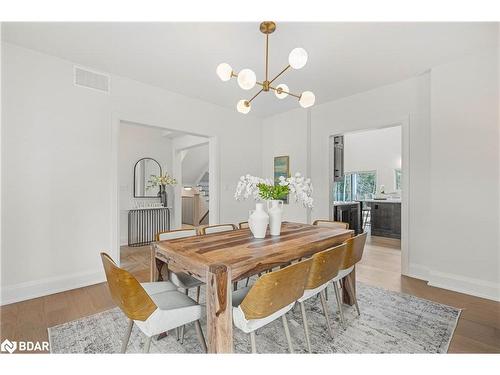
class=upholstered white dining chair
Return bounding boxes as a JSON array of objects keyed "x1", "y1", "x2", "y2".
[
  {"x1": 199, "y1": 223, "x2": 237, "y2": 235},
  {"x1": 156, "y1": 229, "x2": 204, "y2": 303},
  {"x1": 156, "y1": 228, "x2": 205, "y2": 343},
  {"x1": 100, "y1": 253, "x2": 207, "y2": 353},
  {"x1": 231, "y1": 258, "x2": 313, "y2": 353},
  {"x1": 312, "y1": 219, "x2": 349, "y2": 229},
  {"x1": 198, "y1": 224, "x2": 245, "y2": 290},
  {"x1": 296, "y1": 244, "x2": 346, "y2": 352},
  {"x1": 330, "y1": 232, "x2": 367, "y2": 328},
  {"x1": 238, "y1": 221, "x2": 249, "y2": 229}
]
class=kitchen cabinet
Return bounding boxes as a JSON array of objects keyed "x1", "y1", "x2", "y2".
[
  {"x1": 333, "y1": 201, "x2": 362, "y2": 234},
  {"x1": 364, "y1": 200, "x2": 401, "y2": 239}
]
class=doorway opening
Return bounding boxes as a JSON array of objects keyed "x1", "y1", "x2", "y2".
[
  {"x1": 329, "y1": 123, "x2": 408, "y2": 274},
  {"x1": 178, "y1": 140, "x2": 210, "y2": 228},
  {"x1": 115, "y1": 120, "x2": 213, "y2": 266}
]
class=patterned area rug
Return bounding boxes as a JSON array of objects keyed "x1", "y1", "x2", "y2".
[{"x1": 48, "y1": 283, "x2": 460, "y2": 354}]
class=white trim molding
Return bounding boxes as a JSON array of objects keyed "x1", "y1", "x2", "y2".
[
  {"x1": 0, "y1": 269, "x2": 106, "y2": 306},
  {"x1": 408, "y1": 262, "x2": 500, "y2": 302}
]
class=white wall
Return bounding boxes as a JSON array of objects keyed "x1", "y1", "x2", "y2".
[
  {"x1": 262, "y1": 46, "x2": 499, "y2": 301},
  {"x1": 344, "y1": 126, "x2": 402, "y2": 193},
  {"x1": 262, "y1": 109, "x2": 309, "y2": 222},
  {"x1": 1, "y1": 42, "x2": 262, "y2": 305},
  {"x1": 427, "y1": 50, "x2": 499, "y2": 300},
  {"x1": 181, "y1": 143, "x2": 209, "y2": 186},
  {"x1": 118, "y1": 122, "x2": 173, "y2": 245}
]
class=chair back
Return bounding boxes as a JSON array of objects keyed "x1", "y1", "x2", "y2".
[
  {"x1": 200, "y1": 224, "x2": 237, "y2": 235},
  {"x1": 100, "y1": 253, "x2": 157, "y2": 321},
  {"x1": 156, "y1": 228, "x2": 197, "y2": 241},
  {"x1": 240, "y1": 258, "x2": 313, "y2": 319},
  {"x1": 238, "y1": 222, "x2": 249, "y2": 229},
  {"x1": 306, "y1": 244, "x2": 347, "y2": 290},
  {"x1": 312, "y1": 219, "x2": 349, "y2": 230},
  {"x1": 341, "y1": 232, "x2": 368, "y2": 270}
]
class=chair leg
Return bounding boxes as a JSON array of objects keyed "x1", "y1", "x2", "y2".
[
  {"x1": 245, "y1": 277, "x2": 250, "y2": 287},
  {"x1": 345, "y1": 276, "x2": 360, "y2": 316},
  {"x1": 121, "y1": 319, "x2": 133, "y2": 353},
  {"x1": 233, "y1": 281, "x2": 238, "y2": 291},
  {"x1": 282, "y1": 315, "x2": 294, "y2": 354},
  {"x1": 250, "y1": 331, "x2": 257, "y2": 353},
  {"x1": 299, "y1": 302, "x2": 312, "y2": 353},
  {"x1": 325, "y1": 285, "x2": 328, "y2": 300},
  {"x1": 333, "y1": 281, "x2": 346, "y2": 329},
  {"x1": 175, "y1": 327, "x2": 180, "y2": 340},
  {"x1": 319, "y1": 290, "x2": 334, "y2": 338},
  {"x1": 143, "y1": 336, "x2": 152, "y2": 353},
  {"x1": 194, "y1": 320, "x2": 207, "y2": 353},
  {"x1": 180, "y1": 325, "x2": 185, "y2": 344},
  {"x1": 156, "y1": 332, "x2": 168, "y2": 341},
  {"x1": 196, "y1": 286, "x2": 201, "y2": 303}
]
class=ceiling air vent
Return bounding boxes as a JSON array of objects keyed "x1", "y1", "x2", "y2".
[{"x1": 74, "y1": 66, "x2": 110, "y2": 93}]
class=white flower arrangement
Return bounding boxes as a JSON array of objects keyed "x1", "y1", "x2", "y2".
[
  {"x1": 234, "y1": 172, "x2": 313, "y2": 208},
  {"x1": 147, "y1": 173, "x2": 177, "y2": 190}
]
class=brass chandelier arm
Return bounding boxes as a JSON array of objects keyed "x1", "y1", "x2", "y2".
[
  {"x1": 269, "y1": 85, "x2": 301, "y2": 99},
  {"x1": 269, "y1": 64, "x2": 291, "y2": 85},
  {"x1": 248, "y1": 88, "x2": 264, "y2": 103}
]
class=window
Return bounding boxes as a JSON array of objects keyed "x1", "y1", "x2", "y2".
[
  {"x1": 395, "y1": 169, "x2": 402, "y2": 190},
  {"x1": 334, "y1": 171, "x2": 376, "y2": 201}
]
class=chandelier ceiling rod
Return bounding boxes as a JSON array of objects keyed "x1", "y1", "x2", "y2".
[{"x1": 216, "y1": 21, "x2": 315, "y2": 114}]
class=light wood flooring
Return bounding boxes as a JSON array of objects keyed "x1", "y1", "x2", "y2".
[{"x1": 1, "y1": 235, "x2": 499, "y2": 353}]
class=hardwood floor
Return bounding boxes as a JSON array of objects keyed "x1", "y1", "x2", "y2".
[{"x1": 1, "y1": 235, "x2": 499, "y2": 353}]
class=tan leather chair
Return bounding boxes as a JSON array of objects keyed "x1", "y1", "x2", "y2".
[
  {"x1": 331, "y1": 232, "x2": 367, "y2": 327},
  {"x1": 101, "y1": 253, "x2": 207, "y2": 353},
  {"x1": 312, "y1": 219, "x2": 349, "y2": 229},
  {"x1": 232, "y1": 258, "x2": 313, "y2": 353},
  {"x1": 297, "y1": 244, "x2": 346, "y2": 352}
]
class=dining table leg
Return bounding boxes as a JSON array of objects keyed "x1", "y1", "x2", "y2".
[
  {"x1": 150, "y1": 244, "x2": 167, "y2": 282},
  {"x1": 341, "y1": 266, "x2": 356, "y2": 306},
  {"x1": 206, "y1": 264, "x2": 233, "y2": 353}
]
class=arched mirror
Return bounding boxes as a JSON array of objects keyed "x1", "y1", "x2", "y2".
[{"x1": 134, "y1": 158, "x2": 162, "y2": 198}]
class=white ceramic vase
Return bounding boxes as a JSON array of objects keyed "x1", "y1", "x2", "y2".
[
  {"x1": 248, "y1": 203, "x2": 269, "y2": 239},
  {"x1": 267, "y1": 199, "x2": 284, "y2": 236}
]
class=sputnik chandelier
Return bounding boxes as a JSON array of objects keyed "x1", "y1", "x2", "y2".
[{"x1": 216, "y1": 21, "x2": 315, "y2": 114}]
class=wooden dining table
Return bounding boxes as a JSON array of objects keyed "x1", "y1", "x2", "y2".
[{"x1": 150, "y1": 222, "x2": 354, "y2": 353}]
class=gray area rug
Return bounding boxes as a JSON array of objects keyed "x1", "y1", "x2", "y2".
[{"x1": 48, "y1": 283, "x2": 460, "y2": 354}]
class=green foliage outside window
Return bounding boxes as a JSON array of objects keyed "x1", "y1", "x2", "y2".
[{"x1": 334, "y1": 171, "x2": 376, "y2": 201}]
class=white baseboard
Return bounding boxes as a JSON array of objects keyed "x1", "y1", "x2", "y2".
[
  {"x1": 408, "y1": 263, "x2": 431, "y2": 281},
  {"x1": 0, "y1": 269, "x2": 106, "y2": 306},
  {"x1": 408, "y1": 262, "x2": 500, "y2": 302}
]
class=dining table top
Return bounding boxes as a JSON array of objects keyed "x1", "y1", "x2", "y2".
[{"x1": 152, "y1": 222, "x2": 354, "y2": 283}]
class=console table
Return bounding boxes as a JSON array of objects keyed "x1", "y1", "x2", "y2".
[{"x1": 128, "y1": 207, "x2": 171, "y2": 247}]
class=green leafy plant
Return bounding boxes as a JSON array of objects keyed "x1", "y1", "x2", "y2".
[{"x1": 256, "y1": 183, "x2": 289, "y2": 200}]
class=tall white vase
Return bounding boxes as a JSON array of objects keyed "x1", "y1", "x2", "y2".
[
  {"x1": 248, "y1": 203, "x2": 269, "y2": 239},
  {"x1": 267, "y1": 199, "x2": 284, "y2": 236}
]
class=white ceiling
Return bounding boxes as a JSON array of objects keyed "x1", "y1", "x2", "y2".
[{"x1": 2, "y1": 22, "x2": 497, "y2": 118}]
